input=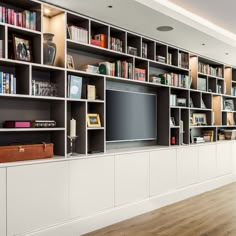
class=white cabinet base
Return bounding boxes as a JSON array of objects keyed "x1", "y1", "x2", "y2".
[{"x1": 0, "y1": 168, "x2": 6, "y2": 236}]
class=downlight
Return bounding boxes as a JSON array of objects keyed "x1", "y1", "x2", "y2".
[{"x1": 157, "y1": 26, "x2": 174, "y2": 32}]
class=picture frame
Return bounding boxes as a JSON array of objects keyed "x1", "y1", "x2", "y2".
[
  {"x1": 193, "y1": 113, "x2": 207, "y2": 126},
  {"x1": 13, "y1": 34, "x2": 32, "y2": 62},
  {"x1": 67, "y1": 54, "x2": 75, "y2": 69},
  {"x1": 87, "y1": 113, "x2": 101, "y2": 127},
  {"x1": 170, "y1": 117, "x2": 175, "y2": 127},
  {"x1": 197, "y1": 77, "x2": 207, "y2": 91},
  {"x1": 177, "y1": 98, "x2": 187, "y2": 107},
  {"x1": 224, "y1": 99, "x2": 234, "y2": 111}
]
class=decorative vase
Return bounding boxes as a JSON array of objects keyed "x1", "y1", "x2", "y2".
[{"x1": 43, "y1": 33, "x2": 56, "y2": 65}]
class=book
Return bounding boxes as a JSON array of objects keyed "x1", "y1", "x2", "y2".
[
  {"x1": 0, "y1": 40, "x2": 3, "y2": 58},
  {"x1": 68, "y1": 75, "x2": 82, "y2": 99}
]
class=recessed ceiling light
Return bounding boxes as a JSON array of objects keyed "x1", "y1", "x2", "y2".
[
  {"x1": 108, "y1": 5, "x2": 113, "y2": 8},
  {"x1": 202, "y1": 43, "x2": 205, "y2": 46},
  {"x1": 156, "y1": 26, "x2": 173, "y2": 32},
  {"x1": 44, "y1": 8, "x2": 51, "y2": 15},
  {"x1": 226, "y1": 52, "x2": 229, "y2": 55}
]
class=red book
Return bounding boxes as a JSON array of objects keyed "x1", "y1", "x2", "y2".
[
  {"x1": 4, "y1": 121, "x2": 31, "y2": 128},
  {"x1": 91, "y1": 39, "x2": 101, "y2": 47}
]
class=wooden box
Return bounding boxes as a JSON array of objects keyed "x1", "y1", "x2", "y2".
[{"x1": 0, "y1": 143, "x2": 54, "y2": 163}]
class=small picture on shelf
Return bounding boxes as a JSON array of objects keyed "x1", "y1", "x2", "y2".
[
  {"x1": 68, "y1": 75, "x2": 82, "y2": 99},
  {"x1": 170, "y1": 117, "x2": 175, "y2": 127},
  {"x1": 13, "y1": 34, "x2": 32, "y2": 62},
  {"x1": 87, "y1": 85, "x2": 96, "y2": 100},
  {"x1": 197, "y1": 77, "x2": 207, "y2": 91},
  {"x1": 193, "y1": 113, "x2": 207, "y2": 126},
  {"x1": 67, "y1": 55, "x2": 75, "y2": 69},
  {"x1": 87, "y1": 113, "x2": 101, "y2": 127},
  {"x1": 224, "y1": 99, "x2": 234, "y2": 111},
  {"x1": 177, "y1": 98, "x2": 187, "y2": 107}
]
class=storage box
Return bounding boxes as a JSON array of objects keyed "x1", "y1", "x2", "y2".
[
  {"x1": 0, "y1": 143, "x2": 54, "y2": 163},
  {"x1": 224, "y1": 130, "x2": 236, "y2": 140}
]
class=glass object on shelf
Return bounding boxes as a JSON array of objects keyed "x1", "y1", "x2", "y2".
[
  {"x1": 43, "y1": 33, "x2": 57, "y2": 65},
  {"x1": 32, "y1": 80, "x2": 57, "y2": 97}
]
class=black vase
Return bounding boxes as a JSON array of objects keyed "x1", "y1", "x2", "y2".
[{"x1": 43, "y1": 33, "x2": 56, "y2": 65}]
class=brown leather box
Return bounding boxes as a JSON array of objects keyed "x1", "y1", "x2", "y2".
[{"x1": 0, "y1": 143, "x2": 54, "y2": 163}]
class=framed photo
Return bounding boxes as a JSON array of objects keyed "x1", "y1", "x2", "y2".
[
  {"x1": 193, "y1": 113, "x2": 207, "y2": 125},
  {"x1": 87, "y1": 113, "x2": 101, "y2": 127},
  {"x1": 197, "y1": 77, "x2": 207, "y2": 91},
  {"x1": 177, "y1": 98, "x2": 187, "y2": 107},
  {"x1": 224, "y1": 99, "x2": 234, "y2": 111},
  {"x1": 13, "y1": 34, "x2": 32, "y2": 62},
  {"x1": 67, "y1": 55, "x2": 75, "y2": 69},
  {"x1": 170, "y1": 117, "x2": 175, "y2": 127}
]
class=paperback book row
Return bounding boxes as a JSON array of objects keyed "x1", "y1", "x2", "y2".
[
  {"x1": 67, "y1": 25, "x2": 88, "y2": 44},
  {"x1": 32, "y1": 80, "x2": 57, "y2": 97},
  {"x1": 178, "y1": 52, "x2": 189, "y2": 69},
  {"x1": 150, "y1": 73, "x2": 192, "y2": 88},
  {"x1": 0, "y1": 72, "x2": 16, "y2": 94},
  {"x1": 98, "y1": 61, "x2": 133, "y2": 79},
  {"x1": 0, "y1": 6, "x2": 37, "y2": 30},
  {"x1": 198, "y1": 62, "x2": 223, "y2": 77},
  {"x1": 110, "y1": 37, "x2": 123, "y2": 52}
]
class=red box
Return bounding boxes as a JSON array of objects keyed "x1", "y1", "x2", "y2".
[{"x1": 4, "y1": 121, "x2": 31, "y2": 128}]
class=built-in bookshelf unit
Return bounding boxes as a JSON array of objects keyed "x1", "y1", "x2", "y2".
[{"x1": 1, "y1": 0, "x2": 236, "y2": 160}]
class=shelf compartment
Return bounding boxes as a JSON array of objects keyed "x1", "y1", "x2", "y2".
[
  {"x1": 0, "y1": 0, "x2": 42, "y2": 32},
  {"x1": 0, "y1": 61, "x2": 30, "y2": 95},
  {"x1": 222, "y1": 112, "x2": 236, "y2": 126},
  {"x1": 87, "y1": 102, "x2": 104, "y2": 128},
  {"x1": 43, "y1": 5, "x2": 65, "y2": 68},
  {"x1": 110, "y1": 27, "x2": 126, "y2": 53},
  {"x1": 90, "y1": 20, "x2": 108, "y2": 49},
  {"x1": 190, "y1": 91, "x2": 201, "y2": 108},
  {"x1": 155, "y1": 42, "x2": 167, "y2": 63},
  {"x1": 190, "y1": 110, "x2": 212, "y2": 126},
  {"x1": 7, "y1": 28, "x2": 41, "y2": 64},
  {"x1": 134, "y1": 58, "x2": 148, "y2": 82},
  {"x1": 67, "y1": 101, "x2": 86, "y2": 155},
  {"x1": 167, "y1": 46, "x2": 178, "y2": 67},
  {"x1": 0, "y1": 97, "x2": 65, "y2": 128},
  {"x1": 142, "y1": 38, "x2": 155, "y2": 60},
  {"x1": 216, "y1": 79, "x2": 225, "y2": 94},
  {"x1": 178, "y1": 50, "x2": 189, "y2": 70},
  {"x1": 87, "y1": 129, "x2": 104, "y2": 154},
  {"x1": 190, "y1": 127, "x2": 216, "y2": 144},
  {"x1": 66, "y1": 12, "x2": 89, "y2": 44},
  {"x1": 170, "y1": 128, "x2": 179, "y2": 146},
  {"x1": 202, "y1": 93, "x2": 212, "y2": 109},
  {"x1": 171, "y1": 108, "x2": 180, "y2": 126},
  {"x1": 0, "y1": 25, "x2": 6, "y2": 58},
  {"x1": 180, "y1": 109, "x2": 189, "y2": 144},
  {"x1": 127, "y1": 32, "x2": 141, "y2": 57},
  {"x1": 32, "y1": 65, "x2": 65, "y2": 98},
  {"x1": 0, "y1": 130, "x2": 65, "y2": 156},
  {"x1": 208, "y1": 76, "x2": 217, "y2": 93}
]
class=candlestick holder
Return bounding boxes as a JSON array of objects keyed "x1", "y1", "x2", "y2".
[{"x1": 67, "y1": 135, "x2": 78, "y2": 156}]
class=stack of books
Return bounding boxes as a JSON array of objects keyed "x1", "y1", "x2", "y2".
[
  {"x1": 67, "y1": 25, "x2": 88, "y2": 44},
  {"x1": 134, "y1": 68, "x2": 146, "y2": 81},
  {"x1": 98, "y1": 61, "x2": 133, "y2": 79},
  {"x1": 110, "y1": 37, "x2": 123, "y2": 52},
  {"x1": 80, "y1": 65, "x2": 99, "y2": 74},
  {"x1": 0, "y1": 6, "x2": 37, "y2": 30},
  {"x1": 127, "y1": 46, "x2": 138, "y2": 56},
  {"x1": 0, "y1": 72, "x2": 16, "y2": 94},
  {"x1": 156, "y1": 55, "x2": 166, "y2": 63},
  {"x1": 178, "y1": 52, "x2": 189, "y2": 69},
  {"x1": 193, "y1": 136, "x2": 205, "y2": 144},
  {"x1": 142, "y1": 42, "x2": 148, "y2": 58}
]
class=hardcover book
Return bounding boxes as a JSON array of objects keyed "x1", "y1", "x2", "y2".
[{"x1": 68, "y1": 75, "x2": 82, "y2": 99}]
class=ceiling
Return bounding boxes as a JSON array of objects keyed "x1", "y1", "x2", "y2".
[{"x1": 43, "y1": 0, "x2": 236, "y2": 66}]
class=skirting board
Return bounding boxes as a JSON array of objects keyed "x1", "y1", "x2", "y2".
[{"x1": 20, "y1": 174, "x2": 234, "y2": 236}]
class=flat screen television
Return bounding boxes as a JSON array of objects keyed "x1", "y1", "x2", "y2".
[{"x1": 106, "y1": 89, "x2": 157, "y2": 142}]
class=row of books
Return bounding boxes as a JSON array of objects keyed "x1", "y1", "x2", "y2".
[
  {"x1": 0, "y1": 72, "x2": 16, "y2": 94},
  {"x1": 110, "y1": 37, "x2": 123, "y2": 52},
  {"x1": 198, "y1": 62, "x2": 223, "y2": 77},
  {"x1": 98, "y1": 61, "x2": 133, "y2": 79},
  {"x1": 32, "y1": 80, "x2": 57, "y2": 97},
  {"x1": 67, "y1": 25, "x2": 88, "y2": 44},
  {"x1": 157, "y1": 73, "x2": 192, "y2": 88},
  {"x1": 178, "y1": 52, "x2": 189, "y2": 69},
  {"x1": 67, "y1": 75, "x2": 82, "y2": 99},
  {"x1": 0, "y1": 6, "x2": 37, "y2": 30},
  {"x1": 142, "y1": 42, "x2": 148, "y2": 59}
]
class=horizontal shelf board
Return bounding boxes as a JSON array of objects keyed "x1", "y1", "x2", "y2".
[
  {"x1": 87, "y1": 127, "x2": 105, "y2": 130},
  {"x1": 66, "y1": 68, "x2": 105, "y2": 78},
  {"x1": 215, "y1": 125, "x2": 236, "y2": 128},
  {"x1": 5, "y1": 23, "x2": 41, "y2": 35},
  {"x1": 222, "y1": 94, "x2": 236, "y2": 98},
  {"x1": 170, "y1": 126, "x2": 180, "y2": 129},
  {"x1": 67, "y1": 39, "x2": 132, "y2": 59},
  {"x1": 190, "y1": 107, "x2": 212, "y2": 111},
  {"x1": 32, "y1": 64, "x2": 65, "y2": 72},
  {"x1": 0, "y1": 94, "x2": 65, "y2": 101},
  {"x1": 222, "y1": 110, "x2": 236, "y2": 113},
  {"x1": 67, "y1": 98, "x2": 104, "y2": 103},
  {"x1": 170, "y1": 106, "x2": 189, "y2": 109},
  {"x1": 190, "y1": 125, "x2": 215, "y2": 128},
  {"x1": 232, "y1": 81, "x2": 236, "y2": 84},
  {"x1": 0, "y1": 128, "x2": 65, "y2": 132}
]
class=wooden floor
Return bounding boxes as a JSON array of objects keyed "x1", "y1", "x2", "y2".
[{"x1": 84, "y1": 183, "x2": 236, "y2": 236}]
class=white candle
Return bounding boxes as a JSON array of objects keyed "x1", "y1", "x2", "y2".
[{"x1": 70, "y1": 118, "x2": 76, "y2": 137}]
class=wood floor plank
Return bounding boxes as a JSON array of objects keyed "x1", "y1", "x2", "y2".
[{"x1": 83, "y1": 183, "x2": 236, "y2": 236}]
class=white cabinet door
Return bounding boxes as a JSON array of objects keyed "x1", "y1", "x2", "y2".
[
  {"x1": 232, "y1": 142, "x2": 236, "y2": 176},
  {"x1": 115, "y1": 152, "x2": 149, "y2": 206},
  {"x1": 177, "y1": 147, "x2": 198, "y2": 188},
  {"x1": 150, "y1": 149, "x2": 176, "y2": 196},
  {"x1": 0, "y1": 168, "x2": 6, "y2": 236},
  {"x1": 7, "y1": 162, "x2": 69, "y2": 236},
  {"x1": 217, "y1": 142, "x2": 232, "y2": 176},
  {"x1": 69, "y1": 156, "x2": 115, "y2": 218},
  {"x1": 198, "y1": 144, "x2": 217, "y2": 181}
]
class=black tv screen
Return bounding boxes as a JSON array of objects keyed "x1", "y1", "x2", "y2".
[{"x1": 106, "y1": 89, "x2": 157, "y2": 142}]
